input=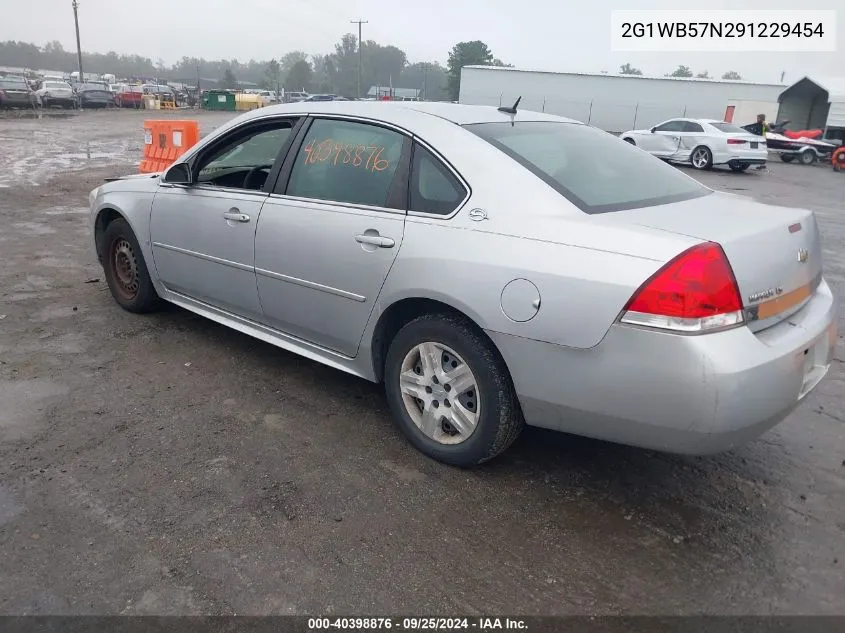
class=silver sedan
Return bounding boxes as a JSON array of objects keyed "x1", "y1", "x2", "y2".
[{"x1": 88, "y1": 101, "x2": 836, "y2": 466}]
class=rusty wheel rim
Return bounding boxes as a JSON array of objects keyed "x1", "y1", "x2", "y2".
[{"x1": 110, "y1": 237, "x2": 139, "y2": 300}]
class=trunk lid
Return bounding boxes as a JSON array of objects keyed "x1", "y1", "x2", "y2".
[{"x1": 608, "y1": 192, "x2": 821, "y2": 331}]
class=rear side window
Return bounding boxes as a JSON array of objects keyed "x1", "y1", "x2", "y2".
[
  {"x1": 466, "y1": 121, "x2": 710, "y2": 214},
  {"x1": 710, "y1": 122, "x2": 750, "y2": 134},
  {"x1": 286, "y1": 118, "x2": 406, "y2": 208},
  {"x1": 409, "y1": 144, "x2": 467, "y2": 215}
]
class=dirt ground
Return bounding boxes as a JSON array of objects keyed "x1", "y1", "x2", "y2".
[{"x1": 0, "y1": 109, "x2": 843, "y2": 615}]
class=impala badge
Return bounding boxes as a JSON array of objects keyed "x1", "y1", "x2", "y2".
[
  {"x1": 797, "y1": 248, "x2": 809, "y2": 263},
  {"x1": 748, "y1": 287, "x2": 783, "y2": 303}
]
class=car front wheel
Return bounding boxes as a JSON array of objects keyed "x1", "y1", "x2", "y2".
[
  {"x1": 99, "y1": 217, "x2": 162, "y2": 313},
  {"x1": 384, "y1": 313, "x2": 524, "y2": 467},
  {"x1": 690, "y1": 146, "x2": 713, "y2": 170}
]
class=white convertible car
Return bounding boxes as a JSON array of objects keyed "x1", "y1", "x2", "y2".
[{"x1": 621, "y1": 118, "x2": 768, "y2": 171}]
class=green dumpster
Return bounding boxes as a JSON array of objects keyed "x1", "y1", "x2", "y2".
[{"x1": 203, "y1": 90, "x2": 236, "y2": 111}]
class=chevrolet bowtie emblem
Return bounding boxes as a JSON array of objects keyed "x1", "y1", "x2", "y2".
[{"x1": 797, "y1": 248, "x2": 809, "y2": 263}]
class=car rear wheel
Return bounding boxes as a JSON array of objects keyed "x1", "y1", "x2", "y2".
[
  {"x1": 690, "y1": 146, "x2": 713, "y2": 170},
  {"x1": 781, "y1": 154, "x2": 795, "y2": 163},
  {"x1": 384, "y1": 313, "x2": 524, "y2": 467},
  {"x1": 800, "y1": 150, "x2": 817, "y2": 165},
  {"x1": 99, "y1": 218, "x2": 161, "y2": 313}
]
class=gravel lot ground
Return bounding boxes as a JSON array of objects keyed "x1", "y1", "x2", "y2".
[{"x1": 0, "y1": 109, "x2": 843, "y2": 616}]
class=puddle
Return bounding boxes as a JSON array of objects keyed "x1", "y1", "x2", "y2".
[
  {"x1": 0, "y1": 379, "x2": 69, "y2": 441},
  {"x1": 12, "y1": 221, "x2": 55, "y2": 236},
  {"x1": 43, "y1": 207, "x2": 89, "y2": 216}
]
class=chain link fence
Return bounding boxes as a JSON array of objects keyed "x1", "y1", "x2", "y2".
[{"x1": 470, "y1": 93, "x2": 729, "y2": 134}]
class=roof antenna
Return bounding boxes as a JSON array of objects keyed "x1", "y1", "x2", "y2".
[{"x1": 498, "y1": 96, "x2": 521, "y2": 115}]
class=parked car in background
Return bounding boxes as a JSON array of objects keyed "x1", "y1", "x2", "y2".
[
  {"x1": 35, "y1": 80, "x2": 75, "y2": 108},
  {"x1": 114, "y1": 84, "x2": 143, "y2": 108},
  {"x1": 285, "y1": 91, "x2": 309, "y2": 103},
  {"x1": 89, "y1": 101, "x2": 835, "y2": 466},
  {"x1": 257, "y1": 90, "x2": 279, "y2": 105},
  {"x1": 76, "y1": 83, "x2": 115, "y2": 108},
  {"x1": 621, "y1": 118, "x2": 767, "y2": 171},
  {"x1": 304, "y1": 94, "x2": 340, "y2": 102},
  {"x1": 0, "y1": 76, "x2": 36, "y2": 109}
]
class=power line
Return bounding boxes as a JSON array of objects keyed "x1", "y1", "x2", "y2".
[{"x1": 350, "y1": 19, "x2": 368, "y2": 99}]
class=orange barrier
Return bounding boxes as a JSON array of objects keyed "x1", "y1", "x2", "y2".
[
  {"x1": 139, "y1": 120, "x2": 200, "y2": 174},
  {"x1": 833, "y1": 147, "x2": 845, "y2": 172}
]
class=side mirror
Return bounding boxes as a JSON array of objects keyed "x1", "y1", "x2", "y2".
[
  {"x1": 163, "y1": 162, "x2": 192, "y2": 184},
  {"x1": 650, "y1": 126, "x2": 657, "y2": 133}
]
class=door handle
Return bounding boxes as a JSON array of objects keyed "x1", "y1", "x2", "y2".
[
  {"x1": 355, "y1": 234, "x2": 395, "y2": 248},
  {"x1": 223, "y1": 210, "x2": 250, "y2": 223}
]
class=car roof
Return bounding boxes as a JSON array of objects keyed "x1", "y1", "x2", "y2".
[{"x1": 240, "y1": 100, "x2": 579, "y2": 127}]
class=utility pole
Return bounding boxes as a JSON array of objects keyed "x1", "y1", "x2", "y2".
[
  {"x1": 72, "y1": 0, "x2": 84, "y2": 82},
  {"x1": 422, "y1": 63, "x2": 428, "y2": 101},
  {"x1": 350, "y1": 19, "x2": 368, "y2": 99}
]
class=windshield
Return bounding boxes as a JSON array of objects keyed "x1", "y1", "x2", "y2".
[
  {"x1": 0, "y1": 79, "x2": 28, "y2": 89},
  {"x1": 465, "y1": 121, "x2": 710, "y2": 214},
  {"x1": 710, "y1": 122, "x2": 753, "y2": 134}
]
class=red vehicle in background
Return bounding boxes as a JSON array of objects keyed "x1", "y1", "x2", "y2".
[{"x1": 114, "y1": 84, "x2": 143, "y2": 108}]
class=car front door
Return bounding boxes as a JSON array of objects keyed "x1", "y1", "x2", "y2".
[
  {"x1": 254, "y1": 116, "x2": 411, "y2": 357},
  {"x1": 642, "y1": 120, "x2": 685, "y2": 157},
  {"x1": 149, "y1": 118, "x2": 299, "y2": 320}
]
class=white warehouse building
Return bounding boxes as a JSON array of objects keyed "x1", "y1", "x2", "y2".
[{"x1": 459, "y1": 66, "x2": 785, "y2": 133}]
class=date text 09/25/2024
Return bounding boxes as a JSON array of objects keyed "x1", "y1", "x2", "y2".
[{"x1": 307, "y1": 617, "x2": 528, "y2": 631}]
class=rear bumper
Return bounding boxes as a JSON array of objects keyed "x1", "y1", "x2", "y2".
[
  {"x1": 714, "y1": 148, "x2": 769, "y2": 165},
  {"x1": 488, "y1": 278, "x2": 837, "y2": 454}
]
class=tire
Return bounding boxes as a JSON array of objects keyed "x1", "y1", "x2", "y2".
[
  {"x1": 800, "y1": 150, "x2": 817, "y2": 165},
  {"x1": 729, "y1": 163, "x2": 749, "y2": 172},
  {"x1": 690, "y1": 146, "x2": 713, "y2": 170},
  {"x1": 781, "y1": 155, "x2": 795, "y2": 163},
  {"x1": 384, "y1": 313, "x2": 524, "y2": 467},
  {"x1": 99, "y1": 217, "x2": 162, "y2": 313},
  {"x1": 623, "y1": 137, "x2": 636, "y2": 145}
]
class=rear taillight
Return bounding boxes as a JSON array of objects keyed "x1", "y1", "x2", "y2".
[
  {"x1": 727, "y1": 138, "x2": 746, "y2": 145},
  {"x1": 620, "y1": 242, "x2": 744, "y2": 333}
]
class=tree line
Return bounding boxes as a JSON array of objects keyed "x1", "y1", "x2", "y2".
[
  {"x1": 619, "y1": 62, "x2": 743, "y2": 80},
  {"x1": 0, "y1": 37, "x2": 513, "y2": 101}
]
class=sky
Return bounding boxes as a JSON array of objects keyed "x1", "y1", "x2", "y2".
[{"x1": 0, "y1": 0, "x2": 841, "y2": 84}]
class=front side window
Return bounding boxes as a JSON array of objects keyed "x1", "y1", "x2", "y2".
[
  {"x1": 653, "y1": 120, "x2": 684, "y2": 132},
  {"x1": 409, "y1": 144, "x2": 467, "y2": 215},
  {"x1": 466, "y1": 121, "x2": 710, "y2": 214},
  {"x1": 683, "y1": 122, "x2": 704, "y2": 133},
  {"x1": 196, "y1": 122, "x2": 293, "y2": 190},
  {"x1": 285, "y1": 118, "x2": 406, "y2": 208}
]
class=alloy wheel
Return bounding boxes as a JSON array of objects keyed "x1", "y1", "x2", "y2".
[{"x1": 692, "y1": 148, "x2": 710, "y2": 169}]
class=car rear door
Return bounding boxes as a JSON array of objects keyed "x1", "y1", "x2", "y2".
[
  {"x1": 149, "y1": 117, "x2": 300, "y2": 320},
  {"x1": 254, "y1": 116, "x2": 411, "y2": 357}
]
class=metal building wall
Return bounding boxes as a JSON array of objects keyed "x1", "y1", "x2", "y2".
[{"x1": 459, "y1": 67, "x2": 785, "y2": 133}]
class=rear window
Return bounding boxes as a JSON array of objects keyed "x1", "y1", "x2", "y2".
[
  {"x1": 466, "y1": 121, "x2": 710, "y2": 214},
  {"x1": 711, "y1": 122, "x2": 751, "y2": 134}
]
